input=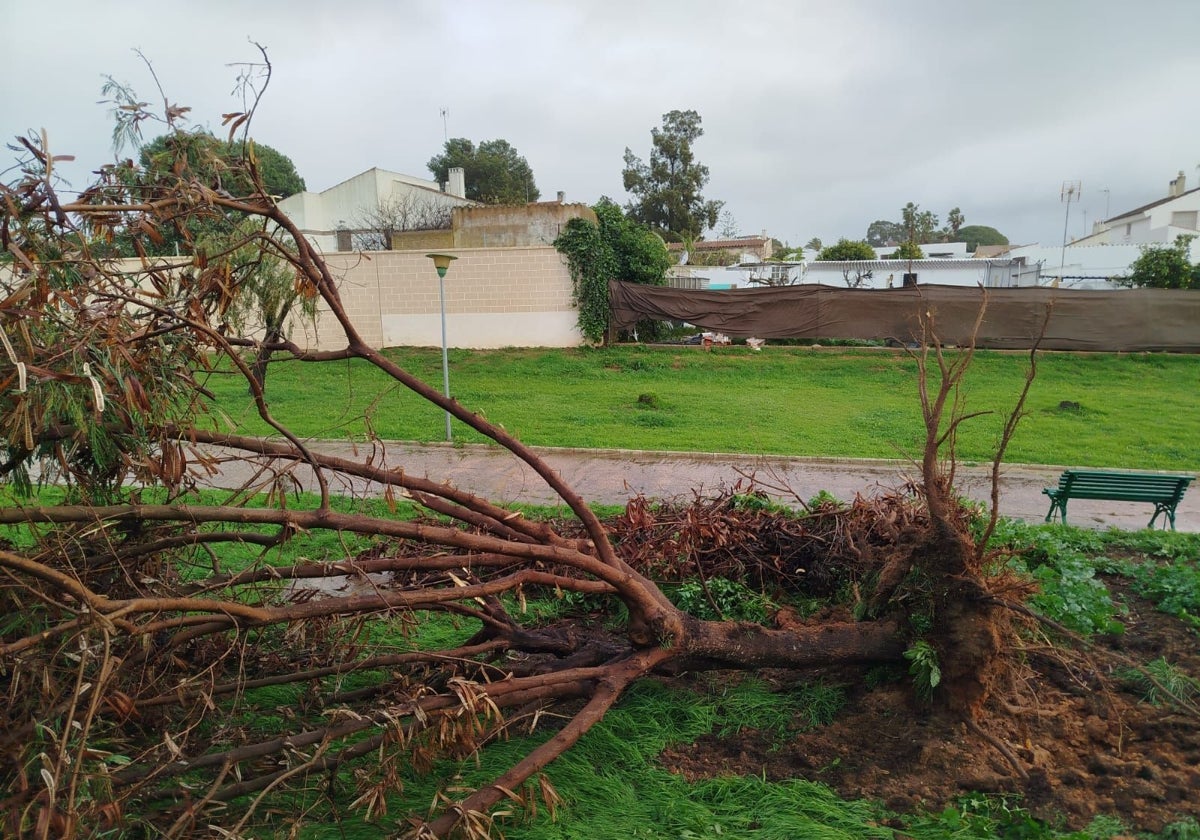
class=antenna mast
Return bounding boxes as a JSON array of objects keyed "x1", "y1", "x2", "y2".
[{"x1": 1057, "y1": 180, "x2": 1081, "y2": 286}]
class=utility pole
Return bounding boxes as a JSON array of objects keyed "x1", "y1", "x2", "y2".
[{"x1": 1057, "y1": 181, "x2": 1080, "y2": 286}]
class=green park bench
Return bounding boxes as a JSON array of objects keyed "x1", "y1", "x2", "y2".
[{"x1": 1043, "y1": 470, "x2": 1194, "y2": 530}]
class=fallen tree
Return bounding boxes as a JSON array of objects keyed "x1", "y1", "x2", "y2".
[{"x1": 2, "y1": 58, "x2": 1043, "y2": 838}]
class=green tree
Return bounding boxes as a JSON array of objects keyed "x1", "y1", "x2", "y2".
[
  {"x1": 770, "y1": 242, "x2": 804, "y2": 261},
  {"x1": 901, "y1": 202, "x2": 941, "y2": 244},
  {"x1": 1117, "y1": 235, "x2": 1199, "y2": 289},
  {"x1": 818, "y1": 238, "x2": 876, "y2": 261},
  {"x1": 804, "y1": 236, "x2": 823, "y2": 252},
  {"x1": 139, "y1": 131, "x2": 306, "y2": 199},
  {"x1": 888, "y1": 241, "x2": 924, "y2": 260},
  {"x1": 593, "y1": 197, "x2": 670, "y2": 286},
  {"x1": 427, "y1": 137, "x2": 539, "y2": 204},
  {"x1": 717, "y1": 209, "x2": 740, "y2": 238},
  {"x1": 954, "y1": 225, "x2": 1009, "y2": 253},
  {"x1": 945, "y1": 207, "x2": 965, "y2": 238},
  {"x1": 817, "y1": 238, "x2": 876, "y2": 287},
  {"x1": 121, "y1": 131, "x2": 306, "y2": 258},
  {"x1": 865, "y1": 220, "x2": 905, "y2": 247},
  {"x1": 622, "y1": 109, "x2": 723, "y2": 240},
  {"x1": 134, "y1": 132, "x2": 311, "y2": 389}
]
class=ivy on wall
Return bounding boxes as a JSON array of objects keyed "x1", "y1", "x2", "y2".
[
  {"x1": 554, "y1": 201, "x2": 670, "y2": 344},
  {"x1": 554, "y1": 217, "x2": 617, "y2": 343}
]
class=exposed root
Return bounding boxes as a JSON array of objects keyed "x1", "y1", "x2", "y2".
[{"x1": 966, "y1": 717, "x2": 1029, "y2": 781}]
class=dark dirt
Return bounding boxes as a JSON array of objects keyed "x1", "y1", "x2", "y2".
[{"x1": 659, "y1": 583, "x2": 1200, "y2": 833}]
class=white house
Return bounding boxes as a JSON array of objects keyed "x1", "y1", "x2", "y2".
[
  {"x1": 277, "y1": 167, "x2": 477, "y2": 252},
  {"x1": 1074, "y1": 171, "x2": 1200, "y2": 250},
  {"x1": 990, "y1": 172, "x2": 1200, "y2": 288}
]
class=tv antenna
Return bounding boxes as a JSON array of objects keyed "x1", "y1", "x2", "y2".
[
  {"x1": 439, "y1": 108, "x2": 449, "y2": 143},
  {"x1": 1057, "y1": 180, "x2": 1081, "y2": 285}
]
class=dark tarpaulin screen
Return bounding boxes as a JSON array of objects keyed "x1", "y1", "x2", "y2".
[{"x1": 608, "y1": 281, "x2": 1200, "y2": 352}]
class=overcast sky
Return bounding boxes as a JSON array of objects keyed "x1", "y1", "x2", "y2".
[{"x1": 4, "y1": 0, "x2": 1199, "y2": 249}]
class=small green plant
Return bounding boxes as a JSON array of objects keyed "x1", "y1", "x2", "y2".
[
  {"x1": 903, "y1": 640, "x2": 942, "y2": 703},
  {"x1": 793, "y1": 682, "x2": 846, "y2": 729},
  {"x1": 730, "y1": 491, "x2": 790, "y2": 514},
  {"x1": 1124, "y1": 560, "x2": 1200, "y2": 621},
  {"x1": 1028, "y1": 557, "x2": 1125, "y2": 636},
  {"x1": 635, "y1": 392, "x2": 660, "y2": 409},
  {"x1": 908, "y1": 610, "x2": 934, "y2": 635},
  {"x1": 671, "y1": 577, "x2": 773, "y2": 623},
  {"x1": 1118, "y1": 658, "x2": 1200, "y2": 708},
  {"x1": 901, "y1": 793, "x2": 1129, "y2": 839},
  {"x1": 804, "y1": 490, "x2": 844, "y2": 511},
  {"x1": 1160, "y1": 817, "x2": 1200, "y2": 840}
]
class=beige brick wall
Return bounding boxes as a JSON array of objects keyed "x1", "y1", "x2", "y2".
[{"x1": 290, "y1": 246, "x2": 582, "y2": 351}]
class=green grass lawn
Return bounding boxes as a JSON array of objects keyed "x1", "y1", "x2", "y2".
[{"x1": 203, "y1": 346, "x2": 1200, "y2": 471}]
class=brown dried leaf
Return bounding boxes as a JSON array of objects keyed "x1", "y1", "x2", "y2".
[{"x1": 225, "y1": 114, "x2": 250, "y2": 143}]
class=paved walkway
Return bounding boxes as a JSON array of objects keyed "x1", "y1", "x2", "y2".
[{"x1": 202, "y1": 442, "x2": 1199, "y2": 533}]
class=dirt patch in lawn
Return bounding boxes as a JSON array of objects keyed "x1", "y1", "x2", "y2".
[{"x1": 660, "y1": 586, "x2": 1200, "y2": 833}]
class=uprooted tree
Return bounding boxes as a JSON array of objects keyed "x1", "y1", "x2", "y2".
[{"x1": 3, "y1": 59, "x2": 1050, "y2": 839}]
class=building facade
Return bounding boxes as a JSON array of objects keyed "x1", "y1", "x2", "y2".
[{"x1": 277, "y1": 167, "x2": 476, "y2": 253}]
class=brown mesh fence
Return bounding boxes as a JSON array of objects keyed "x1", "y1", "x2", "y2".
[{"x1": 608, "y1": 281, "x2": 1200, "y2": 352}]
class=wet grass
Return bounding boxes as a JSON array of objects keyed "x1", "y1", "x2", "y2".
[
  {"x1": 277, "y1": 675, "x2": 1162, "y2": 839},
  {"x1": 203, "y1": 346, "x2": 1200, "y2": 470}
]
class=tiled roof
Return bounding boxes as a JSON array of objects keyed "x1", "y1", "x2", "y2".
[
  {"x1": 667, "y1": 237, "x2": 770, "y2": 251},
  {"x1": 973, "y1": 244, "x2": 1013, "y2": 258},
  {"x1": 1106, "y1": 186, "x2": 1200, "y2": 223}
]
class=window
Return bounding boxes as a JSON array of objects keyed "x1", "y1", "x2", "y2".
[{"x1": 1171, "y1": 210, "x2": 1198, "y2": 230}]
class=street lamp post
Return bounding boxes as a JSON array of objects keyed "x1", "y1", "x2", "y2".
[{"x1": 426, "y1": 253, "x2": 457, "y2": 441}]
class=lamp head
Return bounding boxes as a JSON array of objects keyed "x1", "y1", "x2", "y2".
[{"x1": 426, "y1": 253, "x2": 457, "y2": 279}]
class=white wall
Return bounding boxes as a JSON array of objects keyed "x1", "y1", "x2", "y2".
[
  {"x1": 1006, "y1": 239, "x2": 1200, "y2": 288},
  {"x1": 382, "y1": 311, "x2": 582, "y2": 348},
  {"x1": 802, "y1": 259, "x2": 1030, "y2": 289},
  {"x1": 672, "y1": 257, "x2": 1030, "y2": 290}
]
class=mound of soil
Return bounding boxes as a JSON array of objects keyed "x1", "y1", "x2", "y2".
[{"x1": 660, "y1": 583, "x2": 1200, "y2": 833}]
